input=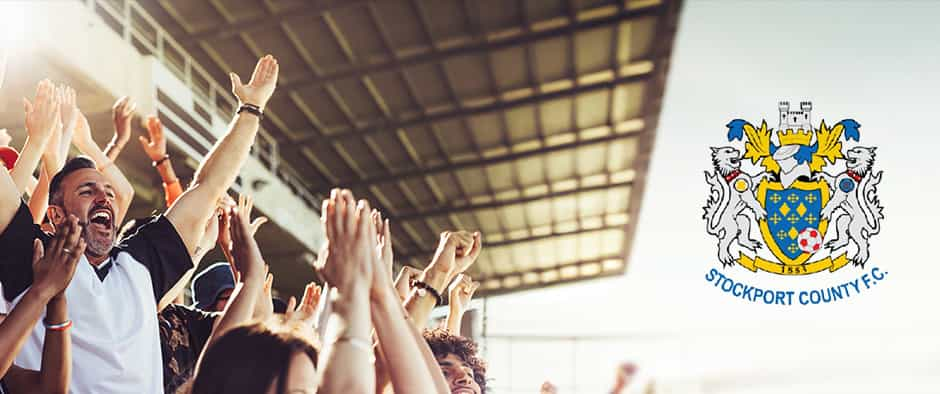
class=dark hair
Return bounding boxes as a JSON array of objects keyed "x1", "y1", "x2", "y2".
[
  {"x1": 49, "y1": 156, "x2": 97, "y2": 205},
  {"x1": 424, "y1": 329, "x2": 488, "y2": 393},
  {"x1": 184, "y1": 323, "x2": 318, "y2": 394}
]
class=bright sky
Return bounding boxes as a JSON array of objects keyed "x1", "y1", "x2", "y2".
[{"x1": 482, "y1": 1, "x2": 940, "y2": 392}]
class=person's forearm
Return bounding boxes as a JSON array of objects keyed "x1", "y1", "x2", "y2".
[
  {"x1": 29, "y1": 167, "x2": 50, "y2": 224},
  {"x1": 104, "y1": 134, "x2": 130, "y2": 162},
  {"x1": 0, "y1": 168, "x2": 21, "y2": 233},
  {"x1": 10, "y1": 136, "x2": 48, "y2": 195},
  {"x1": 74, "y1": 139, "x2": 134, "y2": 226},
  {"x1": 404, "y1": 268, "x2": 450, "y2": 331},
  {"x1": 39, "y1": 296, "x2": 70, "y2": 394},
  {"x1": 371, "y1": 286, "x2": 439, "y2": 394},
  {"x1": 0, "y1": 289, "x2": 52, "y2": 378},
  {"x1": 167, "y1": 113, "x2": 260, "y2": 255},
  {"x1": 192, "y1": 114, "x2": 258, "y2": 200},
  {"x1": 445, "y1": 306, "x2": 463, "y2": 335},
  {"x1": 404, "y1": 311, "x2": 451, "y2": 394},
  {"x1": 155, "y1": 159, "x2": 182, "y2": 207},
  {"x1": 320, "y1": 288, "x2": 375, "y2": 394},
  {"x1": 208, "y1": 279, "x2": 261, "y2": 343}
]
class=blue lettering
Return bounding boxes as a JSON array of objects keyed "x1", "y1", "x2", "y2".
[
  {"x1": 786, "y1": 291, "x2": 795, "y2": 305},
  {"x1": 831, "y1": 285, "x2": 843, "y2": 301},
  {"x1": 721, "y1": 277, "x2": 734, "y2": 292},
  {"x1": 706, "y1": 268, "x2": 717, "y2": 282},
  {"x1": 872, "y1": 267, "x2": 885, "y2": 280},
  {"x1": 754, "y1": 288, "x2": 764, "y2": 301},
  {"x1": 742, "y1": 284, "x2": 753, "y2": 300},
  {"x1": 732, "y1": 283, "x2": 743, "y2": 296},
  {"x1": 763, "y1": 290, "x2": 775, "y2": 304},
  {"x1": 862, "y1": 274, "x2": 872, "y2": 289},
  {"x1": 775, "y1": 291, "x2": 786, "y2": 305},
  {"x1": 799, "y1": 291, "x2": 809, "y2": 305},
  {"x1": 848, "y1": 279, "x2": 860, "y2": 294},
  {"x1": 809, "y1": 290, "x2": 821, "y2": 304}
]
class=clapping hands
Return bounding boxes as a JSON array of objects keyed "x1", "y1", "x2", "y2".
[{"x1": 316, "y1": 189, "x2": 377, "y2": 298}]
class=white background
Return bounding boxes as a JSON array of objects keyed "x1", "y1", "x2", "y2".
[{"x1": 481, "y1": 1, "x2": 940, "y2": 393}]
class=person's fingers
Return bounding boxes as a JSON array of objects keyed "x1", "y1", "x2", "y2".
[
  {"x1": 332, "y1": 189, "x2": 345, "y2": 235},
  {"x1": 286, "y1": 296, "x2": 296, "y2": 314},
  {"x1": 383, "y1": 219, "x2": 391, "y2": 245},
  {"x1": 229, "y1": 73, "x2": 243, "y2": 91},
  {"x1": 250, "y1": 216, "x2": 268, "y2": 235},
  {"x1": 124, "y1": 102, "x2": 137, "y2": 117},
  {"x1": 263, "y1": 272, "x2": 274, "y2": 293},
  {"x1": 468, "y1": 231, "x2": 483, "y2": 260},
  {"x1": 137, "y1": 135, "x2": 150, "y2": 149},
  {"x1": 342, "y1": 190, "x2": 357, "y2": 235},
  {"x1": 371, "y1": 210, "x2": 381, "y2": 235},
  {"x1": 113, "y1": 96, "x2": 128, "y2": 111},
  {"x1": 356, "y1": 199, "x2": 372, "y2": 239},
  {"x1": 250, "y1": 56, "x2": 267, "y2": 82},
  {"x1": 23, "y1": 98, "x2": 32, "y2": 115},
  {"x1": 71, "y1": 238, "x2": 87, "y2": 265},
  {"x1": 246, "y1": 194, "x2": 254, "y2": 218},
  {"x1": 63, "y1": 215, "x2": 83, "y2": 254},
  {"x1": 31, "y1": 239, "x2": 44, "y2": 266},
  {"x1": 322, "y1": 199, "x2": 334, "y2": 242}
]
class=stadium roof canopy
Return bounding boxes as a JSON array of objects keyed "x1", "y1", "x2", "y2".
[{"x1": 132, "y1": 0, "x2": 681, "y2": 296}]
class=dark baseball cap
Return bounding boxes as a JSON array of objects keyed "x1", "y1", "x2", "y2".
[{"x1": 191, "y1": 262, "x2": 235, "y2": 310}]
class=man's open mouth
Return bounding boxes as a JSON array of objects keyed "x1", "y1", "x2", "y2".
[{"x1": 89, "y1": 209, "x2": 114, "y2": 231}]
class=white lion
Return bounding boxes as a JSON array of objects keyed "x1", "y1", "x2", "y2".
[
  {"x1": 817, "y1": 146, "x2": 884, "y2": 266},
  {"x1": 703, "y1": 146, "x2": 768, "y2": 266}
]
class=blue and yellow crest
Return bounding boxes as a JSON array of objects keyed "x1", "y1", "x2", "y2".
[{"x1": 703, "y1": 102, "x2": 884, "y2": 275}]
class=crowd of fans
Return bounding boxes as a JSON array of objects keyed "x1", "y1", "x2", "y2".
[{"x1": 0, "y1": 54, "x2": 638, "y2": 393}]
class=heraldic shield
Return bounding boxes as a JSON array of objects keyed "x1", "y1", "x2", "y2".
[{"x1": 756, "y1": 178, "x2": 830, "y2": 265}]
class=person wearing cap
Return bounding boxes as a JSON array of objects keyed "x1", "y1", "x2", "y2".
[{"x1": 191, "y1": 262, "x2": 236, "y2": 312}]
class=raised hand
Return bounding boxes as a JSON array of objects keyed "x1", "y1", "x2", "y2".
[
  {"x1": 32, "y1": 215, "x2": 85, "y2": 301},
  {"x1": 229, "y1": 195, "x2": 266, "y2": 283},
  {"x1": 71, "y1": 110, "x2": 95, "y2": 151},
  {"x1": 138, "y1": 116, "x2": 166, "y2": 162},
  {"x1": 393, "y1": 266, "x2": 423, "y2": 301},
  {"x1": 316, "y1": 189, "x2": 376, "y2": 296},
  {"x1": 253, "y1": 269, "x2": 274, "y2": 322},
  {"x1": 372, "y1": 210, "x2": 393, "y2": 274},
  {"x1": 287, "y1": 282, "x2": 321, "y2": 326},
  {"x1": 59, "y1": 85, "x2": 79, "y2": 139},
  {"x1": 428, "y1": 230, "x2": 482, "y2": 282},
  {"x1": 41, "y1": 109, "x2": 65, "y2": 173},
  {"x1": 24, "y1": 79, "x2": 61, "y2": 142},
  {"x1": 112, "y1": 97, "x2": 136, "y2": 145},
  {"x1": 447, "y1": 274, "x2": 479, "y2": 314},
  {"x1": 230, "y1": 55, "x2": 279, "y2": 109}
]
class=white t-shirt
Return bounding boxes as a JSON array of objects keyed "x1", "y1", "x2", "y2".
[{"x1": 0, "y1": 205, "x2": 191, "y2": 394}]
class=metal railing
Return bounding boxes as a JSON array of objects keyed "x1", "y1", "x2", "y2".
[{"x1": 79, "y1": 0, "x2": 318, "y2": 208}]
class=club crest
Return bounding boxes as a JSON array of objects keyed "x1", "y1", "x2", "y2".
[{"x1": 703, "y1": 102, "x2": 885, "y2": 275}]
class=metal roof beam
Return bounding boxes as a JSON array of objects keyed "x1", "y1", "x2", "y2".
[
  {"x1": 335, "y1": 120, "x2": 645, "y2": 189},
  {"x1": 294, "y1": 71, "x2": 651, "y2": 145},
  {"x1": 178, "y1": 0, "x2": 372, "y2": 44},
  {"x1": 400, "y1": 223, "x2": 625, "y2": 260},
  {"x1": 397, "y1": 178, "x2": 631, "y2": 221},
  {"x1": 280, "y1": 5, "x2": 662, "y2": 91}
]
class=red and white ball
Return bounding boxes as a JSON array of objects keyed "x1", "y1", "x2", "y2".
[{"x1": 797, "y1": 227, "x2": 822, "y2": 253}]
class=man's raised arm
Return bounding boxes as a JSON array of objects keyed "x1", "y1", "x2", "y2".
[{"x1": 166, "y1": 55, "x2": 279, "y2": 256}]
